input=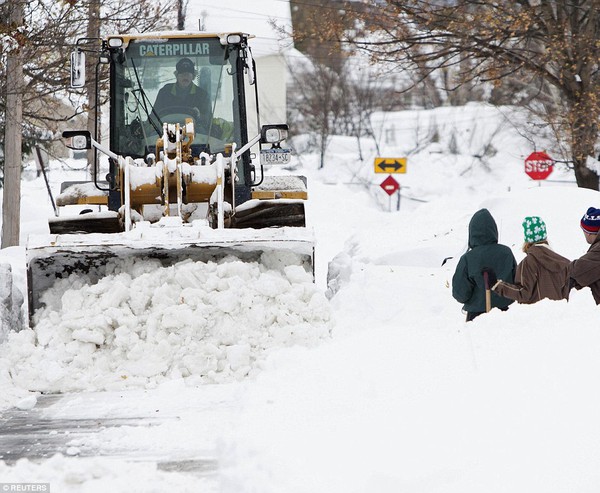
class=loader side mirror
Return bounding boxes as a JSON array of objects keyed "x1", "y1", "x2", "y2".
[
  {"x1": 70, "y1": 49, "x2": 86, "y2": 88},
  {"x1": 260, "y1": 124, "x2": 288, "y2": 144},
  {"x1": 62, "y1": 130, "x2": 92, "y2": 150}
]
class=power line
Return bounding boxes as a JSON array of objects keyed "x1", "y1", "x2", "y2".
[
  {"x1": 189, "y1": 2, "x2": 293, "y2": 22},
  {"x1": 277, "y1": 0, "x2": 369, "y2": 14},
  {"x1": 189, "y1": 0, "x2": 371, "y2": 23}
]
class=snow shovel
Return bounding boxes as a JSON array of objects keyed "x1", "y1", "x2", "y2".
[{"x1": 482, "y1": 270, "x2": 492, "y2": 313}]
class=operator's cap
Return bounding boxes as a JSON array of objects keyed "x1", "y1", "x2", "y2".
[{"x1": 176, "y1": 57, "x2": 195, "y2": 74}]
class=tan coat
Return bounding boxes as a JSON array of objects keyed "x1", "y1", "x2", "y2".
[{"x1": 493, "y1": 244, "x2": 570, "y2": 304}]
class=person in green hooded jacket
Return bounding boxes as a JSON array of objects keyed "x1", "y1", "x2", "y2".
[{"x1": 452, "y1": 208, "x2": 516, "y2": 321}]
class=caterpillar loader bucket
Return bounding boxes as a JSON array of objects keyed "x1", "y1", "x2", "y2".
[{"x1": 26, "y1": 225, "x2": 314, "y2": 320}]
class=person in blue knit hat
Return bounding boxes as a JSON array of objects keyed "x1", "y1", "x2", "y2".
[
  {"x1": 492, "y1": 216, "x2": 570, "y2": 303},
  {"x1": 570, "y1": 207, "x2": 600, "y2": 304}
]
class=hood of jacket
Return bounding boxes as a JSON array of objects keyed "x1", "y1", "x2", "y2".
[{"x1": 468, "y1": 208, "x2": 498, "y2": 249}]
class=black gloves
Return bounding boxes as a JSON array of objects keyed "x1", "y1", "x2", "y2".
[
  {"x1": 481, "y1": 268, "x2": 497, "y2": 287},
  {"x1": 569, "y1": 277, "x2": 581, "y2": 290}
]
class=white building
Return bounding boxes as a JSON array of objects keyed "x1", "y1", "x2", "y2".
[{"x1": 186, "y1": 1, "x2": 292, "y2": 127}]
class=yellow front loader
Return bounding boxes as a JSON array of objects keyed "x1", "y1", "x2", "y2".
[{"x1": 26, "y1": 32, "x2": 312, "y2": 320}]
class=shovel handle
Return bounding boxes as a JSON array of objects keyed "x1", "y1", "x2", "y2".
[{"x1": 483, "y1": 271, "x2": 491, "y2": 313}]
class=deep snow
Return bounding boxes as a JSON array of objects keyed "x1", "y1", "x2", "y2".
[{"x1": 1, "y1": 102, "x2": 600, "y2": 491}]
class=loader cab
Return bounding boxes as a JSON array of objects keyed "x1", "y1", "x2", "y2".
[
  {"x1": 106, "y1": 33, "x2": 255, "y2": 207},
  {"x1": 59, "y1": 31, "x2": 302, "y2": 235}
]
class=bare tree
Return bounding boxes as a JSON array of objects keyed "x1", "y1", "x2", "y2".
[
  {"x1": 289, "y1": 0, "x2": 350, "y2": 74},
  {"x1": 287, "y1": 43, "x2": 406, "y2": 165},
  {"x1": 348, "y1": 0, "x2": 600, "y2": 190},
  {"x1": 0, "y1": 0, "x2": 177, "y2": 178},
  {"x1": 338, "y1": 64, "x2": 402, "y2": 159},
  {"x1": 288, "y1": 60, "x2": 344, "y2": 169},
  {"x1": 0, "y1": 1, "x2": 84, "y2": 173}
]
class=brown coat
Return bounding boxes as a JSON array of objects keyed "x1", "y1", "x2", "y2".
[
  {"x1": 493, "y1": 244, "x2": 570, "y2": 304},
  {"x1": 570, "y1": 233, "x2": 600, "y2": 304}
]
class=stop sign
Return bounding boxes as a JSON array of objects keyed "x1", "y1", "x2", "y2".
[{"x1": 525, "y1": 151, "x2": 554, "y2": 180}]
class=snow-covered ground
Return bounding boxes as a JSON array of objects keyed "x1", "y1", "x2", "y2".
[{"x1": 2, "y1": 103, "x2": 600, "y2": 491}]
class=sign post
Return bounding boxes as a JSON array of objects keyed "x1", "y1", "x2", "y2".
[
  {"x1": 380, "y1": 175, "x2": 400, "y2": 211},
  {"x1": 375, "y1": 157, "x2": 406, "y2": 212},
  {"x1": 524, "y1": 151, "x2": 554, "y2": 181}
]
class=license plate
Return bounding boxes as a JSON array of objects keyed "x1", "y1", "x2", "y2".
[{"x1": 261, "y1": 148, "x2": 291, "y2": 165}]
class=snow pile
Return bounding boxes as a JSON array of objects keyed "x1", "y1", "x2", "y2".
[{"x1": 1, "y1": 253, "x2": 331, "y2": 393}]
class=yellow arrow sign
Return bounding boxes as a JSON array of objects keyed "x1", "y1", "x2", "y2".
[{"x1": 374, "y1": 157, "x2": 407, "y2": 174}]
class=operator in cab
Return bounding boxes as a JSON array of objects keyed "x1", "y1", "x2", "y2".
[{"x1": 153, "y1": 57, "x2": 211, "y2": 129}]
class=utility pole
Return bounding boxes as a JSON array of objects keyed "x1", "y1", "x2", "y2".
[
  {"x1": 85, "y1": 0, "x2": 100, "y2": 179},
  {"x1": 177, "y1": 0, "x2": 188, "y2": 30},
  {"x1": 2, "y1": 1, "x2": 24, "y2": 248}
]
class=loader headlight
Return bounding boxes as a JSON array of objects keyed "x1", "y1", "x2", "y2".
[
  {"x1": 62, "y1": 130, "x2": 92, "y2": 150},
  {"x1": 220, "y1": 34, "x2": 243, "y2": 46},
  {"x1": 261, "y1": 124, "x2": 289, "y2": 144},
  {"x1": 107, "y1": 37, "x2": 123, "y2": 48}
]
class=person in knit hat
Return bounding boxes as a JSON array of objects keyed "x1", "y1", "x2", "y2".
[
  {"x1": 452, "y1": 208, "x2": 516, "y2": 321},
  {"x1": 569, "y1": 207, "x2": 600, "y2": 304},
  {"x1": 492, "y1": 216, "x2": 570, "y2": 304}
]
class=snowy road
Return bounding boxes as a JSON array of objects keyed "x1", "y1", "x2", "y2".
[
  {"x1": 0, "y1": 395, "x2": 175, "y2": 462},
  {"x1": 0, "y1": 384, "x2": 241, "y2": 481}
]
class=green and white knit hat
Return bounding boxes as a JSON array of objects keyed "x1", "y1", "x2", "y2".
[{"x1": 522, "y1": 216, "x2": 547, "y2": 243}]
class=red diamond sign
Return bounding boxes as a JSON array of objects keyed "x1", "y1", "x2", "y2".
[{"x1": 380, "y1": 175, "x2": 400, "y2": 196}]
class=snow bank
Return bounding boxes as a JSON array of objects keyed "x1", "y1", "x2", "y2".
[
  {"x1": 0, "y1": 454, "x2": 207, "y2": 493},
  {"x1": 0, "y1": 253, "x2": 331, "y2": 394},
  {"x1": 221, "y1": 271, "x2": 600, "y2": 493}
]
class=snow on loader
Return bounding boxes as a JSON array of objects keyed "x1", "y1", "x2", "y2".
[{"x1": 26, "y1": 32, "x2": 313, "y2": 320}]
